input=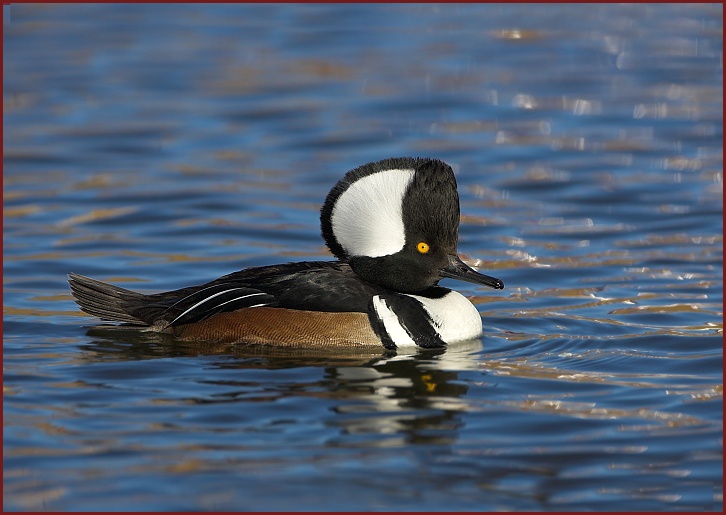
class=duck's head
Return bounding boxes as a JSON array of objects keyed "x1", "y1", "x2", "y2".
[{"x1": 320, "y1": 157, "x2": 504, "y2": 294}]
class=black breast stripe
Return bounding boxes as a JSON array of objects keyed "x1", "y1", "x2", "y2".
[
  {"x1": 368, "y1": 294, "x2": 447, "y2": 349},
  {"x1": 367, "y1": 306, "x2": 397, "y2": 351}
]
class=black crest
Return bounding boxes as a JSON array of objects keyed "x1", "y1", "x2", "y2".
[{"x1": 320, "y1": 157, "x2": 459, "y2": 260}]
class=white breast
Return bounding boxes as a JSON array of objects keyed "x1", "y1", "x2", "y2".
[
  {"x1": 410, "y1": 291, "x2": 483, "y2": 343},
  {"x1": 370, "y1": 290, "x2": 484, "y2": 348}
]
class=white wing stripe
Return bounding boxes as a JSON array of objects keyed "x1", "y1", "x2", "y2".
[
  {"x1": 212, "y1": 296, "x2": 268, "y2": 311},
  {"x1": 169, "y1": 290, "x2": 266, "y2": 325}
]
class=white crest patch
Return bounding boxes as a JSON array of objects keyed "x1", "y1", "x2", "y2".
[
  {"x1": 371, "y1": 295, "x2": 418, "y2": 348},
  {"x1": 331, "y1": 168, "x2": 415, "y2": 258},
  {"x1": 409, "y1": 291, "x2": 483, "y2": 343}
]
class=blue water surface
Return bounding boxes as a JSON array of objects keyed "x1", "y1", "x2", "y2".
[{"x1": 3, "y1": 3, "x2": 722, "y2": 511}]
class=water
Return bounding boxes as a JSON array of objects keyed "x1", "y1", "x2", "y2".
[{"x1": 3, "y1": 3, "x2": 722, "y2": 511}]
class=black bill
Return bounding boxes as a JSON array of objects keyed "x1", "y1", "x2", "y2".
[{"x1": 440, "y1": 254, "x2": 504, "y2": 290}]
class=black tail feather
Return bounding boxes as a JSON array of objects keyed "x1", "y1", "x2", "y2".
[{"x1": 68, "y1": 273, "x2": 149, "y2": 325}]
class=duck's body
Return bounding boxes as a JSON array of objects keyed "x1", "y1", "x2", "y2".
[
  {"x1": 69, "y1": 157, "x2": 503, "y2": 350},
  {"x1": 69, "y1": 261, "x2": 483, "y2": 349}
]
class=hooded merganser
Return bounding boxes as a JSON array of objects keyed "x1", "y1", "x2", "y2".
[{"x1": 68, "y1": 157, "x2": 504, "y2": 350}]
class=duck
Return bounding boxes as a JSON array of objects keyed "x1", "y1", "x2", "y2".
[{"x1": 68, "y1": 157, "x2": 504, "y2": 350}]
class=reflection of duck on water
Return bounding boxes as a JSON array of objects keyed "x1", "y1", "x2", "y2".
[{"x1": 82, "y1": 326, "x2": 483, "y2": 446}]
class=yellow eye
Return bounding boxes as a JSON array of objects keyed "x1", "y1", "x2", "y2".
[{"x1": 417, "y1": 242, "x2": 430, "y2": 254}]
